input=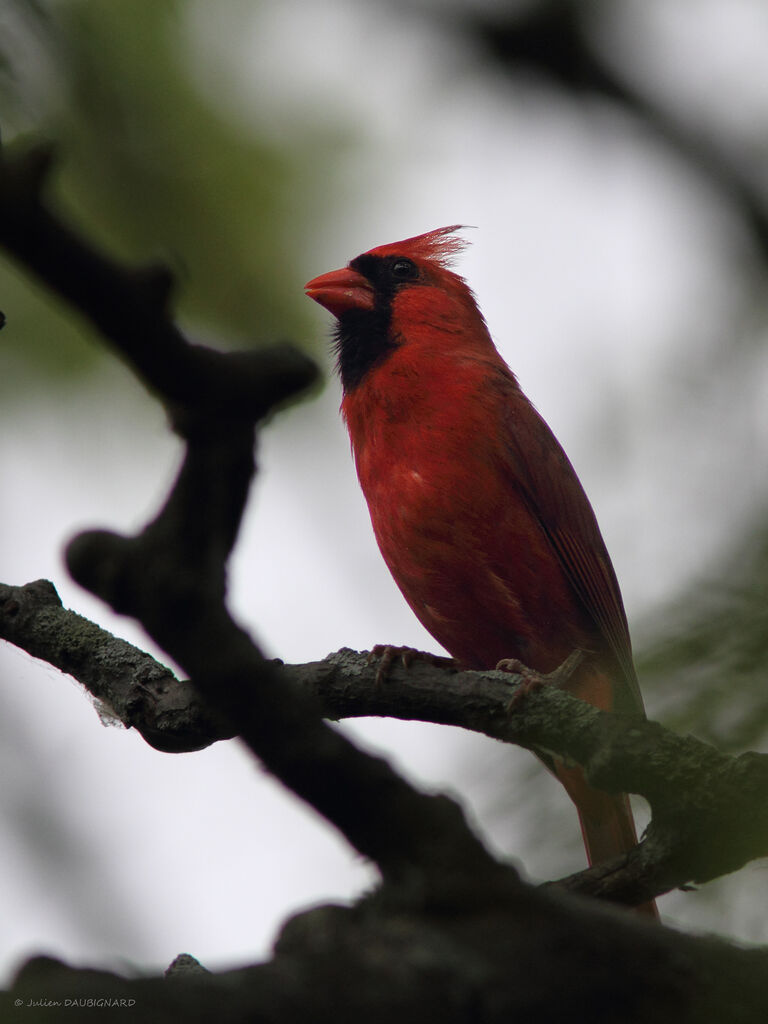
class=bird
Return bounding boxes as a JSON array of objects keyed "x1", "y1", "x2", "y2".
[{"x1": 305, "y1": 225, "x2": 656, "y2": 915}]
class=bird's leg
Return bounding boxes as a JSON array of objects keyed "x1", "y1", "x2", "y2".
[
  {"x1": 367, "y1": 644, "x2": 456, "y2": 686},
  {"x1": 497, "y1": 649, "x2": 586, "y2": 710}
]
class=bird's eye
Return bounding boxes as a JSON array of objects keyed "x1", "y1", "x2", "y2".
[{"x1": 390, "y1": 258, "x2": 418, "y2": 281}]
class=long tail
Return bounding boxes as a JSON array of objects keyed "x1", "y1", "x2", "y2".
[{"x1": 555, "y1": 762, "x2": 658, "y2": 918}]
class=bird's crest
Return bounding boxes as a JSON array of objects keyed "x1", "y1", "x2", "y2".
[{"x1": 367, "y1": 225, "x2": 470, "y2": 269}]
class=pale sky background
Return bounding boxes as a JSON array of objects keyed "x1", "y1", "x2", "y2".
[{"x1": 3, "y1": 0, "x2": 768, "y2": 982}]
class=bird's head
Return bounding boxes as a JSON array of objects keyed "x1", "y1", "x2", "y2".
[{"x1": 305, "y1": 226, "x2": 492, "y2": 392}]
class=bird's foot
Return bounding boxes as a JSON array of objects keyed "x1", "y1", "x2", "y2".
[
  {"x1": 495, "y1": 657, "x2": 546, "y2": 710},
  {"x1": 497, "y1": 650, "x2": 586, "y2": 711},
  {"x1": 368, "y1": 645, "x2": 455, "y2": 686}
]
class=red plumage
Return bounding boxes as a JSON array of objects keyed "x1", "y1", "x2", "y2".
[{"x1": 306, "y1": 227, "x2": 656, "y2": 915}]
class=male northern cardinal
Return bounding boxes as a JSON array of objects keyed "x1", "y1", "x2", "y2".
[{"x1": 305, "y1": 226, "x2": 655, "y2": 914}]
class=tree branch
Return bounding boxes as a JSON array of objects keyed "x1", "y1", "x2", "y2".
[
  {"x1": 0, "y1": 578, "x2": 234, "y2": 753},
  {"x1": 4, "y1": 578, "x2": 768, "y2": 908},
  {"x1": 7, "y1": 890, "x2": 768, "y2": 1024}
]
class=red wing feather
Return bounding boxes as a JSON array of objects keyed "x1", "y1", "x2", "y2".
[
  {"x1": 541, "y1": 525, "x2": 641, "y2": 710},
  {"x1": 498, "y1": 376, "x2": 643, "y2": 713}
]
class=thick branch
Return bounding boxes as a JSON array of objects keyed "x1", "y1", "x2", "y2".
[
  {"x1": 7, "y1": 891, "x2": 768, "y2": 1024},
  {"x1": 4, "y1": 580, "x2": 768, "y2": 906}
]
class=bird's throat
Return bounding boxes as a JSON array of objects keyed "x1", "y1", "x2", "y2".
[{"x1": 334, "y1": 307, "x2": 397, "y2": 393}]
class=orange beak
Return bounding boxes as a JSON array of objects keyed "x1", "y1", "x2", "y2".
[{"x1": 305, "y1": 266, "x2": 375, "y2": 318}]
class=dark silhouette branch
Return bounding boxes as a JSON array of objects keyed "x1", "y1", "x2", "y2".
[
  {"x1": 8, "y1": 890, "x2": 768, "y2": 1024},
  {"x1": 0, "y1": 138, "x2": 506, "y2": 900},
  {"x1": 0, "y1": 142, "x2": 315, "y2": 429}
]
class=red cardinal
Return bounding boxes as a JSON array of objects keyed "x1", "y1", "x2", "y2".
[{"x1": 306, "y1": 226, "x2": 656, "y2": 915}]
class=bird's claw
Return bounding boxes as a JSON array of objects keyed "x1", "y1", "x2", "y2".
[
  {"x1": 496, "y1": 658, "x2": 548, "y2": 711},
  {"x1": 497, "y1": 649, "x2": 586, "y2": 711},
  {"x1": 368, "y1": 645, "x2": 455, "y2": 686}
]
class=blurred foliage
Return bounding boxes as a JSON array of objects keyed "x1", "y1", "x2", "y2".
[
  {"x1": 637, "y1": 520, "x2": 768, "y2": 753},
  {"x1": 455, "y1": 0, "x2": 768, "y2": 259},
  {"x1": 0, "y1": 0, "x2": 330, "y2": 393}
]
